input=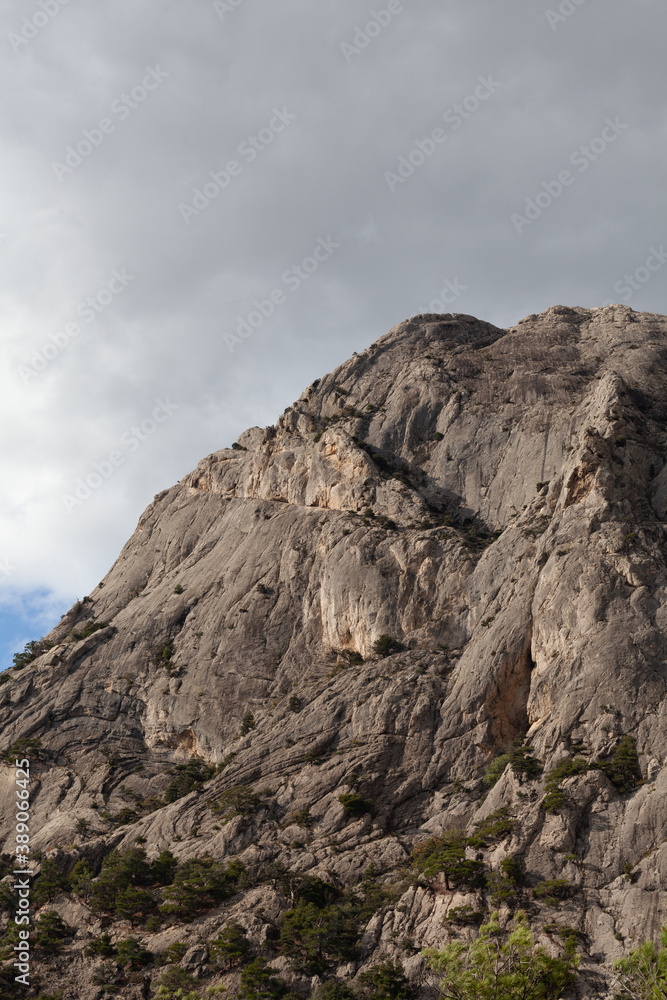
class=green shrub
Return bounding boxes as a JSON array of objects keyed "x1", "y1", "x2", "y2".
[
  {"x1": 338, "y1": 793, "x2": 372, "y2": 817},
  {"x1": 12, "y1": 638, "x2": 54, "y2": 669},
  {"x1": 1, "y1": 736, "x2": 43, "y2": 763},
  {"x1": 288, "y1": 695, "x2": 303, "y2": 713},
  {"x1": 210, "y1": 919, "x2": 252, "y2": 969},
  {"x1": 35, "y1": 911, "x2": 70, "y2": 952},
  {"x1": 258, "y1": 866, "x2": 338, "y2": 909},
  {"x1": 71, "y1": 620, "x2": 109, "y2": 640},
  {"x1": 623, "y1": 861, "x2": 640, "y2": 884},
  {"x1": 84, "y1": 932, "x2": 116, "y2": 957},
  {"x1": 69, "y1": 859, "x2": 94, "y2": 898},
  {"x1": 0, "y1": 921, "x2": 22, "y2": 961},
  {"x1": 152, "y1": 850, "x2": 179, "y2": 885},
  {"x1": 155, "y1": 965, "x2": 200, "y2": 998},
  {"x1": 163, "y1": 941, "x2": 188, "y2": 964},
  {"x1": 554, "y1": 925, "x2": 584, "y2": 958},
  {"x1": 594, "y1": 735, "x2": 641, "y2": 793},
  {"x1": 356, "y1": 960, "x2": 412, "y2": 1000},
  {"x1": 508, "y1": 734, "x2": 543, "y2": 779},
  {"x1": 412, "y1": 830, "x2": 486, "y2": 890},
  {"x1": 239, "y1": 957, "x2": 287, "y2": 1000},
  {"x1": 353, "y1": 870, "x2": 401, "y2": 923},
  {"x1": 483, "y1": 753, "x2": 511, "y2": 787},
  {"x1": 542, "y1": 788, "x2": 567, "y2": 813},
  {"x1": 373, "y1": 635, "x2": 406, "y2": 658},
  {"x1": 444, "y1": 906, "x2": 484, "y2": 927},
  {"x1": 542, "y1": 756, "x2": 589, "y2": 813},
  {"x1": 614, "y1": 924, "x2": 667, "y2": 998},
  {"x1": 155, "y1": 642, "x2": 174, "y2": 666},
  {"x1": 461, "y1": 524, "x2": 503, "y2": 551},
  {"x1": 487, "y1": 870, "x2": 519, "y2": 906},
  {"x1": 296, "y1": 876, "x2": 340, "y2": 908},
  {"x1": 240, "y1": 711, "x2": 256, "y2": 735},
  {"x1": 210, "y1": 785, "x2": 262, "y2": 817},
  {"x1": 90, "y1": 846, "x2": 153, "y2": 914},
  {"x1": 0, "y1": 883, "x2": 14, "y2": 914},
  {"x1": 173, "y1": 584, "x2": 184, "y2": 594},
  {"x1": 285, "y1": 806, "x2": 313, "y2": 828},
  {"x1": 313, "y1": 983, "x2": 356, "y2": 1000},
  {"x1": 159, "y1": 857, "x2": 245, "y2": 920},
  {"x1": 216, "y1": 751, "x2": 237, "y2": 773},
  {"x1": 484, "y1": 856, "x2": 524, "y2": 907},
  {"x1": 75, "y1": 817, "x2": 90, "y2": 837},
  {"x1": 164, "y1": 757, "x2": 216, "y2": 803},
  {"x1": 279, "y1": 900, "x2": 359, "y2": 974},
  {"x1": 116, "y1": 937, "x2": 152, "y2": 968},
  {"x1": 141, "y1": 794, "x2": 168, "y2": 815},
  {"x1": 467, "y1": 808, "x2": 514, "y2": 847},
  {"x1": 115, "y1": 886, "x2": 157, "y2": 923},
  {"x1": 32, "y1": 857, "x2": 70, "y2": 905},
  {"x1": 500, "y1": 855, "x2": 524, "y2": 885},
  {"x1": 114, "y1": 806, "x2": 139, "y2": 825},
  {"x1": 425, "y1": 910, "x2": 575, "y2": 1000},
  {"x1": 533, "y1": 879, "x2": 575, "y2": 904}
]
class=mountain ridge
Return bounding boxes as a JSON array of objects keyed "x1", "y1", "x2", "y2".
[{"x1": 3, "y1": 304, "x2": 667, "y2": 999}]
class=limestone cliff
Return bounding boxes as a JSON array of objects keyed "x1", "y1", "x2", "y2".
[{"x1": 3, "y1": 305, "x2": 667, "y2": 999}]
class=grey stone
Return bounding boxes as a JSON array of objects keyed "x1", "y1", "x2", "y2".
[{"x1": 2, "y1": 305, "x2": 667, "y2": 998}]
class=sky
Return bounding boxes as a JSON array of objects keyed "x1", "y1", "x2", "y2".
[{"x1": 0, "y1": 0, "x2": 665, "y2": 669}]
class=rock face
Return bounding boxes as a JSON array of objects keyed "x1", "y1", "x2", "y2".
[{"x1": 3, "y1": 304, "x2": 667, "y2": 999}]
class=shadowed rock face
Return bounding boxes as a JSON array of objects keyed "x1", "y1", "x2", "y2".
[{"x1": 3, "y1": 304, "x2": 667, "y2": 997}]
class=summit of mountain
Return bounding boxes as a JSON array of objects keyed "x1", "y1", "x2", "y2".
[{"x1": 2, "y1": 304, "x2": 667, "y2": 999}]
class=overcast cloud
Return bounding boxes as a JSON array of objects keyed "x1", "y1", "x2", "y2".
[{"x1": 1, "y1": 0, "x2": 665, "y2": 667}]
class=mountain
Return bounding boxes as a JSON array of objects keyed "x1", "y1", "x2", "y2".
[{"x1": 3, "y1": 304, "x2": 667, "y2": 999}]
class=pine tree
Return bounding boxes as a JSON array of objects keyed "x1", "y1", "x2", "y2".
[
  {"x1": 210, "y1": 919, "x2": 252, "y2": 969},
  {"x1": 424, "y1": 911, "x2": 575, "y2": 1000},
  {"x1": 32, "y1": 857, "x2": 69, "y2": 905},
  {"x1": 597, "y1": 735, "x2": 641, "y2": 793},
  {"x1": 35, "y1": 911, "x2": 70, "y2": 953},
  {"x1": 356, "y1": 961, "x2": 412, "y2": 1000},
  {"x1": 412, "y1": 830, "x2": 486, "y2": 890},
  {"x1": 613, "y1": 925, "x2": 667, "y2": 998},
  {"x1": 238, "y1": 957, "x2": 286, "y2": 1000}
]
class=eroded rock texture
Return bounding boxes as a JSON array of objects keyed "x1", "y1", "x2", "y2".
[{"x1": 3, "y1": 304, "x2": 667, "y2": 998}]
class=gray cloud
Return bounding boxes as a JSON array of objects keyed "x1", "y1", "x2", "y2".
[{"x1": 0, "y1": 0, "x2": 665, "y2": 659}]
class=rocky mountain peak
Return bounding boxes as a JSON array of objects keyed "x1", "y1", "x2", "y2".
[{"x1": 2, "y1": 306, "x2": 667, "y2": 999}]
